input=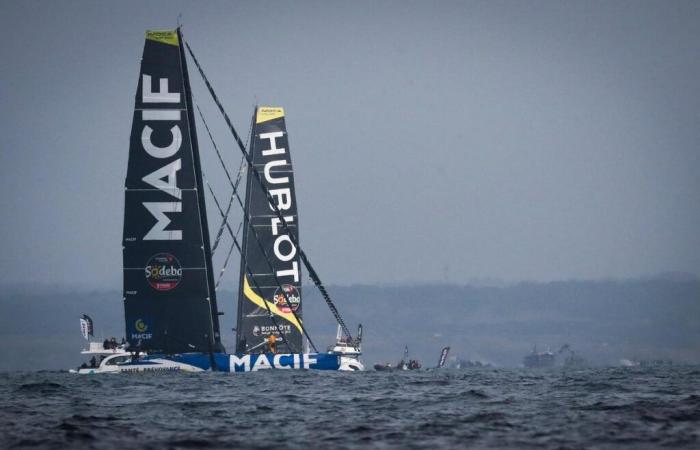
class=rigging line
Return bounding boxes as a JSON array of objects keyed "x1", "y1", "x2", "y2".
[
  {"x1": 210, "y1": 189, "x2": 234, "y2": 255},
  {"x1": 195, "y1": 103, "x2": 243, "y2": 191},
  {"x1": 214, "y1": 222, "x2": 243, "y2": 291},
  {"x1": 229, "y1": 180, "x2": 319, "y2": 353},
  {"x1": 203, "y1": 177, "x2": 299, "y2": 354},
  {"x1": 184, "y1": 40, "x2": 355, "y2": 344},
  {"x1": 194, "y1": 101, "x2": 246, "y2": 255},
  {"x1": 196, "y1": 101, "x2": 318, "y2": 353},
  {"x1": 193, "y1": 85, "x2": 314, "y2": 351}
]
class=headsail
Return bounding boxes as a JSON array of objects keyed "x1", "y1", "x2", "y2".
[
  {"x1": 123, "y1": 29, "x2": 223, "y2": 354},
  {"x1": 236, "y1": 107, "x2": 303, "y2": 353}
]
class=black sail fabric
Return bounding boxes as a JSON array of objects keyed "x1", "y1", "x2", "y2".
[
  {"x1": 123, "y1": 30, "x2": 221, "y2": 354},
  {"x1": 236, "y1": 107, "x2": 304, "y2": 353}
]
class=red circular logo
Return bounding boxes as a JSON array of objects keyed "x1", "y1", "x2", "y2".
[
  {"x1": 273, "y1": 284, "x2": 301, "y2": 313},
  {"x1": 145, "y1": 253, "x2": 182, "y2": 291}
]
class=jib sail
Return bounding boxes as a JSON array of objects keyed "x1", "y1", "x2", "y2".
[
  {"x1": 236, "y1": 107, "x2": 304, "y2": 353},
  {"x1": 123, "y1": 29, "x2": 223, "y2": 354}
]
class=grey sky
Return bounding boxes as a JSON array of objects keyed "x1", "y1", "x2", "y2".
[{"x1": 1, "y1": 0, "x2": 698, "y2": 289}]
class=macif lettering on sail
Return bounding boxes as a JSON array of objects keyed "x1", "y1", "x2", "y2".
[
  {"x1": 130, "y1": 31, "x2": 187, "y2": 242},
  {"x1": 122, "y1": 29, "x2": 223, "y2": 354},
  {"x1": 235, "y1": 107, "x2": 304, "y2": 353}
]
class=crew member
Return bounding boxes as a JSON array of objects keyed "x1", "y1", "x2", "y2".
[{"x1": 267, "y1": 334, "x2": 277, "y2": 353}]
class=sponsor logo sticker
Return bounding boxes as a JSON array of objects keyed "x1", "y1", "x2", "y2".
[
  {"x1": 252, "y1": 324, "x2": 291, "y2": 337},
  {"x1": 135, "y1": 319, "x2": 148, "y2": 333},
  {"x1": 131, "y1": 318, "x2": 153, "y2": 340},
  {"x1": 145, "y1": 253, "x2": 182, "y2": 291},
  {"x1": 272, "y1": 284, "x2": 300, "y2": 313}
]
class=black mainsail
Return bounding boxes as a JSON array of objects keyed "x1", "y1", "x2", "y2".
[
  {"x1": 123, "y1": 29, "x2": 223, "y2": 354},
  {"x1": 235, "y1": 107, "x2": 304, "y2": 353}
]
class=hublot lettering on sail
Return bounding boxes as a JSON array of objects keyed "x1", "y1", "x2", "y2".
[
  {"x1": 236, "y1": 107, "x2": 304, "y2": 353},
  {"x1": 122, "y1": 30, "x2": 223, "y2": 354}
]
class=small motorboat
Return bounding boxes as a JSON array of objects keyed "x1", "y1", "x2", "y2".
[{"x1": 374, "y1": 346, "x2": 422, "y2": 371}]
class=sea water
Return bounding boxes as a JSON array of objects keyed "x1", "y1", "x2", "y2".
[{"x1": 1, "y1": 366, "x2": 698, "y2": 448}]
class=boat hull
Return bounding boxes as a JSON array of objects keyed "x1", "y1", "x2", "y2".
[
  {"x1": 177, "y1": 352, "x2": 364, "y2": 372},
  {"x1": 75, "y1": 352, "x2": 363, "y2": 374}
]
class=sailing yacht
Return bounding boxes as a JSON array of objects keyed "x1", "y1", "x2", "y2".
[{"x1": 74, "y1": 28, "x2": 363, "y2": 373}]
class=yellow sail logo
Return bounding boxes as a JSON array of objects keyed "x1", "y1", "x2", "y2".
[
  {"x1": 256, "y1": 107, "x2": 284, "y2": 123},
  {"x1": 135, "y1": 319, "x2": 148, "y2": 333},
  {"x1": 146, "y1": 30, "x2": 179, "y2": 47}
]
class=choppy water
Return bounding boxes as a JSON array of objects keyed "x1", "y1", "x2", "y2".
[{"x1": 1, "y1": 366, "x2": 699, "y2": 449}]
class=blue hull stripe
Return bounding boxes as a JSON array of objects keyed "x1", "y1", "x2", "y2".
[{"x1": 149, "y1": 352, "x2": 341, "y2": 372}]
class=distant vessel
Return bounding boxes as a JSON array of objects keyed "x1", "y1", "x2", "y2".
[
  {"x1": 449, "y1": 359, "x2": 492, "y2": 369},
  {"x1": 374, "y1": 346, "x2": 421, "y2": 371},
  {"x1": 620, "y1": 358, "x2": 673, "y2": 368},
  {"x1": 559, "y1": 344, "x2": 587, "y2": 369},
  {"x1": 523, "y1": 344, "x2": 588, "y2": 369},
  {"x1": 72, "y1": 315, "x2": 133, "y2": 374},
  {"x1": 75, "y1": 28, "x2": 362, "y2": 373},
  {"x1": 523, "y1": 347, "x2": 555, "y2": 368},
  {"x1": 619, "y1": 359, "x2": 640, "y2": 367}
]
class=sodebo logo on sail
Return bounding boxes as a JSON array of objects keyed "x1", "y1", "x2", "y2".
[
  {"x1": 145, "y1": 253, "x2": 182, "y2": 291},
  {"x1": 140, "y1": 74, "x2": 183, "y2": 241}
]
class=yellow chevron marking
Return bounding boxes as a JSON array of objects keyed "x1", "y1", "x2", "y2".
[{"x1": 243, "y1": 276, "x2": 302, "y2": 333}]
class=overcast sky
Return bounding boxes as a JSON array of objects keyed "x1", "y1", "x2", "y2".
[{"x1": 1, "y1": 0, "x2": 698, "y2": 289}]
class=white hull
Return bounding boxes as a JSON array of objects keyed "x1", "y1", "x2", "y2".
[{"x1": 72, "y1": 357, "x2": 203, "y2": 374}]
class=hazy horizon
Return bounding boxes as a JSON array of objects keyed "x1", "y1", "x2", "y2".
[
  {"x1": 2, "y1": 277, "x2": 699, "y2": 372},
  {"x1": 0, "y1": 269, "x2": 698, "y2": 296},
  {"x1": 1, "y1": 1, "x2": 699, "y2": 289}
]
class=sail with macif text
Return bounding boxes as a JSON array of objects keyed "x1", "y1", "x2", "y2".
[
  {"x1": 122, "y1": 29, "x2": 224, "y2": 354},
  {"x1": 235, "y1": 107, "x2": 304, "y2": 354}
]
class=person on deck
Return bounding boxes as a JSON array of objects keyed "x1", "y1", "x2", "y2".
[{"x1": 267, "y1": 334, "x2": 277, "y2": 353}]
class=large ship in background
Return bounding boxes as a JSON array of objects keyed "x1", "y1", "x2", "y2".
[
  {"x1": 523, "y1": 344, "x2": 587, "y2": 369},
  {"x1": 76, "y1": 28, "x2": 362, "y2": 373},
  {"x1": 523, "y1": 347, "x2": 556, "y2": 368}
]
